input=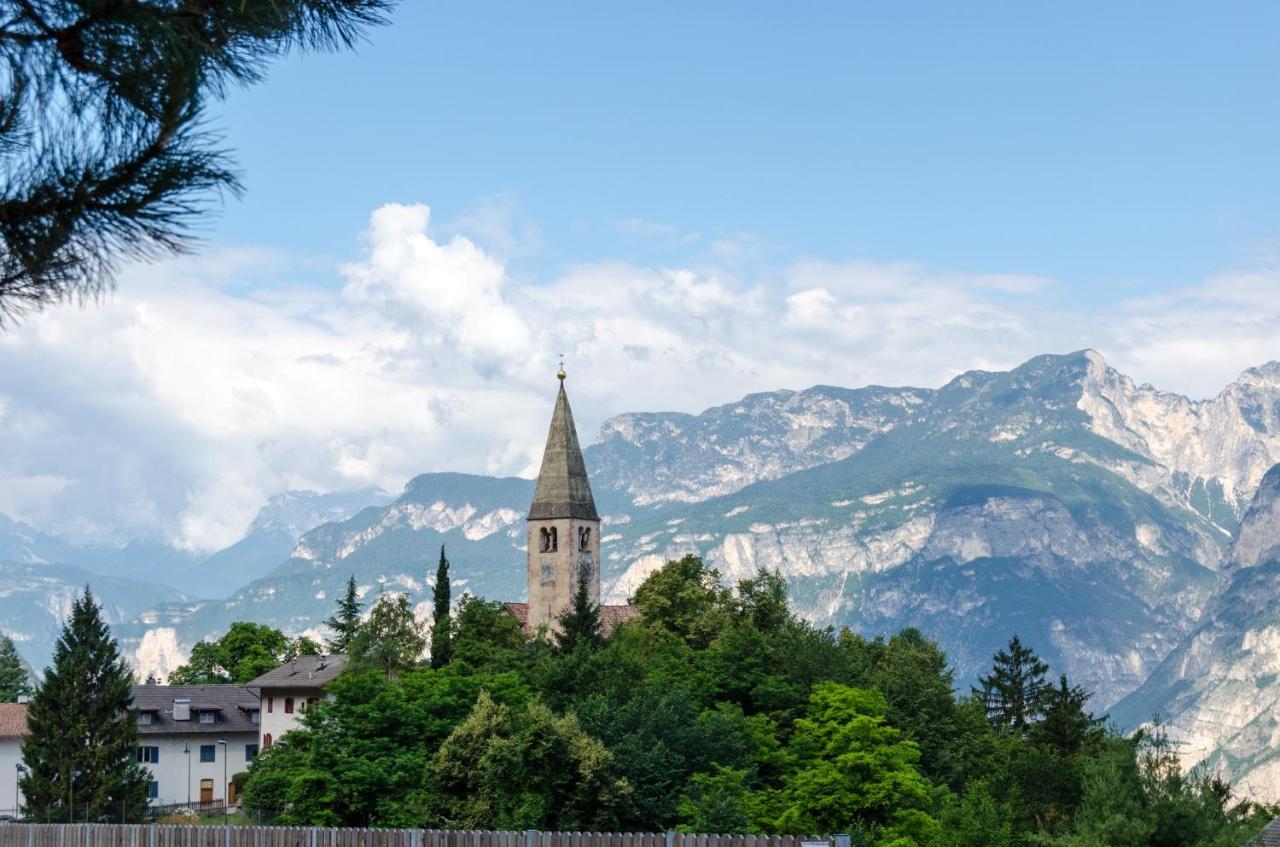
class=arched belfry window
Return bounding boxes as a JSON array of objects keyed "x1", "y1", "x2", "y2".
[
  {"x1": 539, "y1": 528, "x2": 551, "y2": 553},
  {"x1": 549, "y1": 527, "x2": 558, "y2": 551},
  {"x1": 579, "y1": 527, "x2": 591, "y2": 551}
]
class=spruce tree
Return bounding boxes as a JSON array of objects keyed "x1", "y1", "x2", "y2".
[
  {"x1": 1032, "y1": 674, "x2": 1100, "y2": 756},
  {"x1": 556, "y1": 562, "x2": 603, "y2": 653},
  {"x1": 325, "y1": 575, "x2": 363, "y2": 654},
  {"x1": 974, "y1": 634, "x2": 1050, "y2": 734},
  {"x1": 430, "y1": 545, "x2": 453, "y2": 669},
  {"x1": 19, "y1": 589, "x2": 148, "y2": 822},
  {"x1": 0, "y1": 635, "x2": 31, "y2": 702}
]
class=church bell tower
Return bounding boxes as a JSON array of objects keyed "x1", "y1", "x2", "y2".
[{"x1": 526, "y1": 364, "x2": 601, "y2": 632}]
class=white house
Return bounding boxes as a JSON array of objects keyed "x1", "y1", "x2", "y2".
[
  {"x1": 247, "y1": 654, "x2": 346, "y2": 751},
  {"x1": 131, "y1": 684, "x2": 260, "y2": 807},
  {"x1": 0, "y1": 703, "x2": 26, "y2": 818}
]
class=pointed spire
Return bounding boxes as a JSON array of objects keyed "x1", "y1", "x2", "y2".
[{"x1": 529, "y1": 377, "x2": 599, "y2": 521}]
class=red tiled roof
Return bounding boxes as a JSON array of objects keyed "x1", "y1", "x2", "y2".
[
  {"x1": 502, "y1": 602, "x2": 638, "y2": 635},
  {"x1": 0, "y1": 703, "x2": 28, "y2": 738}
]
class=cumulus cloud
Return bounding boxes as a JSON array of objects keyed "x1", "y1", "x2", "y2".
[{"x1": 0, "y1": 201, "x2": 1276, "y2": 552}]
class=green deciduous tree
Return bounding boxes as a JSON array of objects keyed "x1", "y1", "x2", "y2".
[
  {"x1": 349, "y1": 593, "x2": 426, "y2": 677},
  {"x1": 769, "y1": 683, "x2": 939, "y2": 846},
  {"x1": 0, "y1": 634, "x2": 32, "y2": 702},
  {"x1": 632, "y1": 554, "x2": 732, "y2": 649},
  {"x1": 169, "y1": 621, "x2": 290, "y2": 684},
  {"x1": 431, "y1": 546, "x2": 453, "y2": 669},
  {"x1": 422, "y1": 691, "x2": 623, "y2": 830},
  {"x1": 19, "y1": 589, "x2": 149, "y2": 822},
  {"x1": 975, "y1": 635, "x2": 1049, "y2": 734},
  {"x1": 0, "y1": 0, "x2": 392, "y2": 324},
  {"x1": 325, "y1": 575, "x2": 363, "y2": 654}
]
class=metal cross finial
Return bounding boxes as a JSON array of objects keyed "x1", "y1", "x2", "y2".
[{"x1": 557, "y1": 353, "x2": 567, "y2": 381}]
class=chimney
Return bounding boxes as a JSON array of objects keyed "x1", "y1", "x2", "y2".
[{"x1": 173, "y1": 698, "x2": 191, "y2": 721}]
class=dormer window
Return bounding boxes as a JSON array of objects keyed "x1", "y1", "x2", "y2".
[
  {"x1": 250, "y1": 709, "x2": 260, "y2": 725},
  {"x1": 138, "y1": 712, "x2": 153, "y2": 726},
  {"x1": 578, "y1": 527, "x2": 590, "y2": 551},
  {"x1": 198, "y1": 711, "x2": 215, "y2": 725}
]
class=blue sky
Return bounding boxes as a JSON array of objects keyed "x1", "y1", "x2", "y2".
[
  {"x1": 209, "y1": 2, "x2": 1280, "y2": 297},
  {"x1": 5, "y1": 1, "x2": 1280, "y2": 549}
]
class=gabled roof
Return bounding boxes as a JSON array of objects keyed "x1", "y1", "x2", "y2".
[
  {"x1": 0, "y1": 703, "x2": 27, "y2": 738},
  {"x1": 528, "y1": 381, "x2": 599, "y2": 521},
  {"x1": 130, "y1": 685, "x2": 259, "y2": 736},
  {"x1": 1256, "y1": 818, "x2": 1280, "y2": 847},
  {"x1": 246, "y1": 654, "x2": 347, "y2": 690}
]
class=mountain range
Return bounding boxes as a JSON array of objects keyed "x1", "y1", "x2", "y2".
[{"x1": 6, "y1": 349, "x2": 1280, "y2": 795}]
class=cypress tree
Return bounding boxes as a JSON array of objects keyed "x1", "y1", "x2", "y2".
[
  {"x1": 974, "y1": 634, "x2": 1050, "y2": 734},
  {"x1": 325, "y1": 575, "x2": 363, "y2": 654},
  {"x1": 556, "y1": 562, "x2": 603, "y2": 653},
  {"x1": 19, "y1": 588, "x2": 148, "y2": 822},
  {"x1": 430, "y1": 545, "x2": 453, "y2": 669},
  {"x1": 0, "y1": 635, "x2": 31, "y2": 702}
]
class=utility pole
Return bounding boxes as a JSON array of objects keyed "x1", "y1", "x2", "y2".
[{"x1": 184, "y1": 743, "x2": 192, "y2": 807}]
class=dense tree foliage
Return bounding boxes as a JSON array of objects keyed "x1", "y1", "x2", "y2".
[
  {"x1": 0, "y1": 0, "x2": 393, "y2": 324},
  {"x1": 348, "y1": 593, "x2": 426, "y2": 677},
  {"x1": 0, "y1": 634, "x2": 31, "y2": 701},
  {"x1": 169, "y1": 621, "x2": 314, "y2": 684},
  {"x1": 20, "y1": 589, "x2": 148, "y2": 822},
  {"x1": 233, "y1": 558, "x2": 1274, "y2": 845}
]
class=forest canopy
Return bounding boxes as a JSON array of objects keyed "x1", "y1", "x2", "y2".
[{"x1": 237, "y1": 555, "x2": 1273, "y2": 847}]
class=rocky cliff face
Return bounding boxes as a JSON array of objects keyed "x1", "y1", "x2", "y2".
[{"x1": 1112, "y1": 463, "x2": 1280, "y2": 799}]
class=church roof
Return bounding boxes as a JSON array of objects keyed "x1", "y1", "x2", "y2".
[
  {"x1": 502, "y1": 602, "x2": 638, "y2": 634},
  {"x1": 528, "y1": 380, "x2": 599, "y2": 521}
]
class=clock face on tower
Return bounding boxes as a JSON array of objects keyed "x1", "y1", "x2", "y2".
[{"x1": 577, "y1": 552, "x2": 595, "y2": 581}]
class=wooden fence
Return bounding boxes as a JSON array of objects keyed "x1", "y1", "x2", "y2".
[{"x1": 0, "y1": 826, "x2": 846, "y2": 847}]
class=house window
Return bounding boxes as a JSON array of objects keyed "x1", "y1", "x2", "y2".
[
  {"x1": 245, "y1": 744, "x2": 258, "y2": 760},
  {"x1": 138, "y1": 712, "x2": 153, "y2": 726},
  {"x1": 267, "y1": 697, "x2": 273, "y2": 713},
  {"x1": 198, "y1": 711, "x2": 215, "y2": 724},
  {"x1": 137, "y1": 746, "x2": 160, "y2": 763},
  {"x1": 263, "y1": 734, "x2": 273, "y2": 749},
  {"x1": 250, "y1": 709, "x2": 259, "y2": 724},
  {"x1": 284, "y1": 697, "x2": 294, "y2": 714},
  {"x1": 200, "y1": 744, "x2": 215, "y2": 763},
  {"x1": 147, "y1": 781, "x2": 158, "y2": 800}
]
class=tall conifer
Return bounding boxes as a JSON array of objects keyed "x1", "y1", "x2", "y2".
[
  {"x1": 0, "y1": 635, "x2": 31, "y2": 702},
  {"x1": 430, "y1": 545, "x2": 453, "y2": 669},
  {"x1": 19, "y1": 589, "x2": 148, "y2": 822},
  {"x1": 325, "y1": 575, "x2": 363, "y2": 654},
  {"x1": 556, "y1": 563, "x2": 603, "y2": 653},
  {"x1": 974, "y1": 634, "x2": 1050, "y2": 733}
]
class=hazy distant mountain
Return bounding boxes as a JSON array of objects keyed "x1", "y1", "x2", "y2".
[
  {"x1": 121, "y1": 351, "x2": 1280, "y2": 726},
  {"x1": 173, "y1": 488, "x2": 392, "y2": 597},
  {"x1": 0, "y1": 559, "x2": 185, "y2": 674}
]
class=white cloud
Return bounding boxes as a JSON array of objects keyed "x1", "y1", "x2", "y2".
[{"x1": 0, "y1": 201, "x2": 1277, "y2": 552}]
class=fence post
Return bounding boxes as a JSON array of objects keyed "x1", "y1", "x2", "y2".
[
  {"x1": 665, "y1": 833, "x2": 675, "y2": 847},
  {"x1": 524, "y1": 832, "x2": 535, "y2": 847},
  {"x1": 25, "y1": 824, "x2": 31, "y2": 847},
  {"x1": 833, "y1": 837, "x2": 850, "y2": 847},
  {"x1": 311, "y1": 829, "x2": 318, "y2": 847},
  {"x1": 148, "y1": 824, "x2": 155, "y2": 847}
]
